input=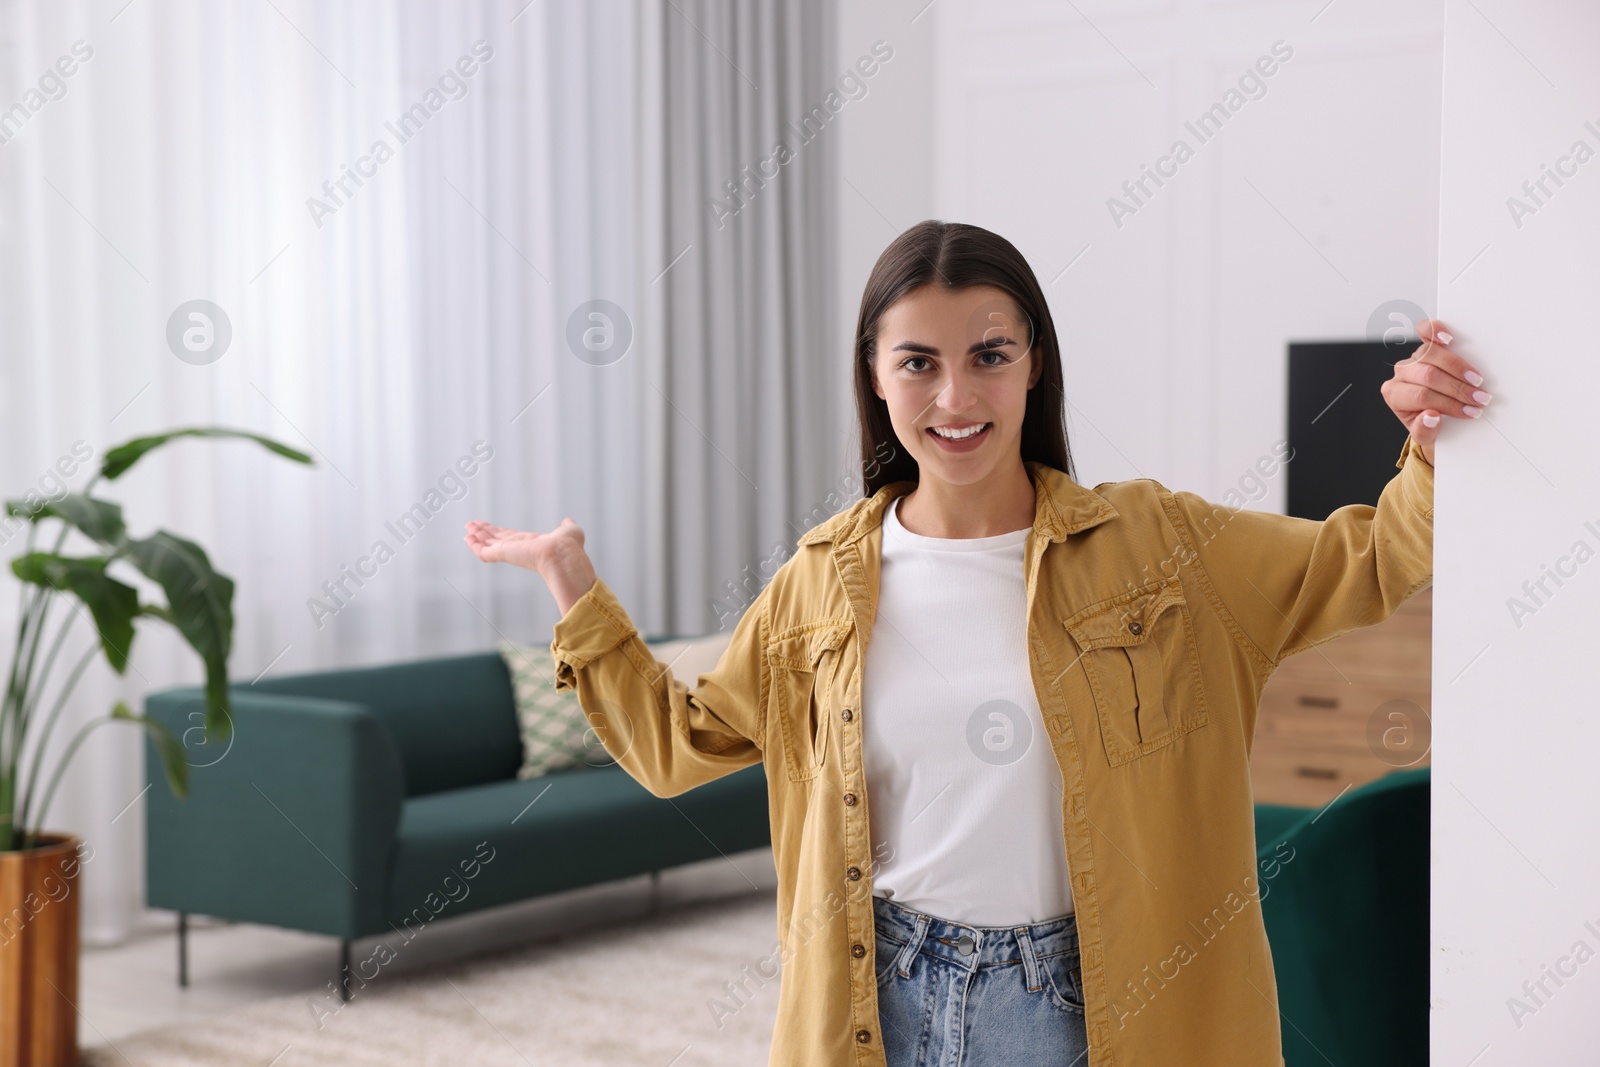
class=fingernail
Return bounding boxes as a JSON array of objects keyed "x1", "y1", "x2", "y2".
[
  {"x1": 1464, "y1": 369, "x2": 1484, "y2": 387},
  {"x1": 1437, "y1": 330, "x2": 1454, "y2": 344},
  {"x1": 1472, "y1": 389, "x2": 1492, "y2": 404},
  {"x1": 1422, "y1": 413, "x2": 1440, "y2": 427},
  {"x1": 1463, "y1": 405, "x2": 1482, "y2": 417}
]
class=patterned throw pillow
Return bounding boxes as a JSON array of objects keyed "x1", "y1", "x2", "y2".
[
  {"x1": 497, "y1": 640, "x2": 593, "y2": 779},
  {"x1": 498, "y1": 629, "x2": 739, "y2": 779}
]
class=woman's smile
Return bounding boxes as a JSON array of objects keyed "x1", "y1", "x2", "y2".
[{"x1": 926, "y1": 420, "x2": 993, "y2": 451}]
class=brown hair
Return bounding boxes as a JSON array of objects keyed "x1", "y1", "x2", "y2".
[{"x1": 853, "y1": 220, "x2": 1074, "y2": 495}]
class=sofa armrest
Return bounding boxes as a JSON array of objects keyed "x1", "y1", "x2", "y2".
[{"x1": 144, "y1": 687, "x2": 406, "y2": 940}]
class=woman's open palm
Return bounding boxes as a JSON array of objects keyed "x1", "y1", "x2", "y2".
[
  {"x1": 462, "y1": 517, "x2": 576, "y2": 569},
  {"x1": 463, "y1": 517, "x2": 597, "y2": 614}
]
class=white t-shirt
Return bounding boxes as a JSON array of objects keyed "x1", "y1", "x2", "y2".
[{"x1": 864, "y1": 495, "x2": 1075, "y2": 926}]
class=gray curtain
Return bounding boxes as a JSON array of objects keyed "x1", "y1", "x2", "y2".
[
  {"x1": 401, "y1": 0, "x2": 844, "y2": 641},
  {"x1": 641, "y1": 0, "x2": 844, "y2": 636}
]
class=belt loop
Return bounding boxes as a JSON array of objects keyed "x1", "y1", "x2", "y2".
[
  {"x1": 898, "y1": 913, "x2": 930, "y2": 978},
  {"x1": 1015, "y1": 926, "x2": 1044, "y2": 993}
]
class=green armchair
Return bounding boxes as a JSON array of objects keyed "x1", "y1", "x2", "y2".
[{"x1": 1254, "y1": 768, "x2": 1430, "y2": 1066}]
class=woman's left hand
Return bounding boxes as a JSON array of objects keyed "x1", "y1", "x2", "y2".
[{"x1": 1383, "y1": 318, "x2": 1490, "y2": 466}]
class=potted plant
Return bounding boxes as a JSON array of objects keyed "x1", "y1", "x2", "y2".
[{"x1": 0, "y1": 427, "x2": 312, "y2": 1062}]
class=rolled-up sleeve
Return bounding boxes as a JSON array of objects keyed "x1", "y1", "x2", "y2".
[
  {"x1": 1162, "y1": 434, "x2": 1434, "y2": 673},
  {"x1": 549, "y1": 575, "x2": 766, "y2": 797}
]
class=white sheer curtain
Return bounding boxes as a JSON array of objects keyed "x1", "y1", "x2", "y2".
[{"x1": 0, "y1": 0, "x2": 839, "y2": 942}]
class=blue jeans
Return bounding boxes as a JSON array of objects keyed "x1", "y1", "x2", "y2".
[{"x1": 872, "y1": 894, "x2": 1089, "y2": 1067}]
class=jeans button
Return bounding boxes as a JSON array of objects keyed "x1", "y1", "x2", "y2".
[{"x1": 955, "y1": 934, "x2": 975, "y2": 955}]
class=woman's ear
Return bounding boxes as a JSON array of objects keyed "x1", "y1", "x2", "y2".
[
  {"x1": 1026, "y1": 347, "x2": 1043, "y2": 390},
  {"x1": 871, "y1": 360, "x2": 885, "y2": 400}
]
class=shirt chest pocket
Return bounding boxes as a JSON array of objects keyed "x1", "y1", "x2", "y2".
[
  {"x1": 1062, "y1": 575, "x2": 1208, "y2": 767},
  {"x1": 766, "y1": 620, "x2": 851, "y2": 782}
]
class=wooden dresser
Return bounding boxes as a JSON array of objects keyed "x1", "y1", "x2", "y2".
[{"x1": 1249, "y1": 587, "x2": 1433, "y2": 808}]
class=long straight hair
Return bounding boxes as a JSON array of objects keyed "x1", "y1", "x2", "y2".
[{"x1": 853, "y1": 220, "x2": 1074, "y2": 495}]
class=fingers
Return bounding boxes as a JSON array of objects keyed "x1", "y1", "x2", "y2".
[
  {"x1": 464, "y1": 520, "x2": 516, "y2": 538},
  {"x1": 1416, "y1": 318, "x2": 1452, "y2": 346},
  {"x1": 1411, "y1": 410, "x2": 1442, "y2": 439},
  {"x1": 1394, "y1": 367, "x2": 1488, "y2": 419},
  {"x1": 462, "y1": 518, "x2": 584, "y2": 550},
  {"x1": 1403, "y1": 322, "x2": 1490, "y2": 414},
  {"x1": 1413, "y1": 320, "x2": 1481, "y2": 382}
]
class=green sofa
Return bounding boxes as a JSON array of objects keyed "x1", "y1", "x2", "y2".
[{"x1": 143, "y1": 648, "x2": 772, "y2": 998}]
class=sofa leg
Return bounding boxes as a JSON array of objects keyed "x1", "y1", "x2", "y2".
[
  {"x1": 339, "y1": 939, "x2": 352, "y2": 1002},
  {"x1": 177, "y1": 911, "x2": 189, "y2": 988}
]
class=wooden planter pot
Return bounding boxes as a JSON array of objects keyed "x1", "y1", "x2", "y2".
[{"x1": 0, "y1": 834, "x2": 82, "y2": 1067}]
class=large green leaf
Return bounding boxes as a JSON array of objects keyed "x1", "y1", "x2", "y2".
[
  {"x1": 10, "y1": 553, "x2": 139, "y2": 672},
  {"x1": 112, "y1": 701, "x2": 189, "y2": 800},
  {"x1": 137, "y1": 602, "x2": 177, "y2": 625},
  {"x1": 121, "y1": 532, "x2": 235, "y2": 738},
  {"x1": 100, "y1": 427, "x2": 314, "y2": 482},
  {"x1": 3, "y1": 494, "x2": 126, "y2": 544}
]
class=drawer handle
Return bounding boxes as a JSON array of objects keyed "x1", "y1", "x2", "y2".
[
  {"x1": 1297, "y1": 695, "x2": 1339, "y2": 709},
  {"x1": 1295, "y1": 766, "x2": 1339, "y2": 779}
]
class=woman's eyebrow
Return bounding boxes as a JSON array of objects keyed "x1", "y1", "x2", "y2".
[{"x1": 889, "y1": 335, "x2": 1016, "y2": 355}]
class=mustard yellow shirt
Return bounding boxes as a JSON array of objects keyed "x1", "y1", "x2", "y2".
[{"x1": 550, "y1": 436, "x2": 1434, "y2": 1066}]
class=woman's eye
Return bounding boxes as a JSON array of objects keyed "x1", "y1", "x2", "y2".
[
  {"x1": 978, "y1": 349, "x2": 1013, "y2": 366},
  {"x1": 900, "y1": 356, "x2": 931, "y2": 373}
]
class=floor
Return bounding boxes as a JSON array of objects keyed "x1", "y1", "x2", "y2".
[{"x1": 78, "y1": 847, "x2": 780, "y2": 1048}]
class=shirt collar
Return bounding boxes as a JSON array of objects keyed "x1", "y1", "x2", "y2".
[{"x1": 796, "y1": 460, "x2": 1118, "y2": 549}]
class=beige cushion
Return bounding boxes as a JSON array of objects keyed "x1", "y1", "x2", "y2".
[
  {"x1": 641, "y1": 630, "x2": 735, "y2": 688},
  {"x1": 499, "y1": 629, "x2": 737, "y2": 780}
]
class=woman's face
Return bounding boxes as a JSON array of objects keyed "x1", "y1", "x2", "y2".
[{"x1": 871, "y1": 284, "x2": 1042, "y2": 490}]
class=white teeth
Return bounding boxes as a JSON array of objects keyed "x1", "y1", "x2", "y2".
[{"x1": 931, "y1": 423, "x2": 989, "y2": 440}]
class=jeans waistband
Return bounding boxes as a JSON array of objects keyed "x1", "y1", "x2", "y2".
[{"x1": 872, "y1": 893, "x2": 1079, "y2": 973}]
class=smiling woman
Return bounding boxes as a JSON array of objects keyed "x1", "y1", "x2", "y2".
[{"x1": 466, "y1": 219, "x2": 1472, "y2": 1067}]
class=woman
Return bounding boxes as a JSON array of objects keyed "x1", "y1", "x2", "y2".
[{"x1": 465, "y1": 221, "x2": 1484, "y2": 1066}]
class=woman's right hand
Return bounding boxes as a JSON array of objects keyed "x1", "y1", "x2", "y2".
[{"x1": 463, "y1": 517, "x2": 597, "y2": 616}]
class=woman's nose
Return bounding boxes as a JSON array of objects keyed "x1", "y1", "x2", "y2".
[{"x1": 938, "y1": 370, "x2": 977, "y2": 412}]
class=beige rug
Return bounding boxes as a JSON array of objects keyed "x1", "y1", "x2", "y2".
[{"x1": 83, "y1": 892, "x2": 782, "y2": 1066}]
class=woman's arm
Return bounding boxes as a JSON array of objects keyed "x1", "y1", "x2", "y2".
[
  {"x1": 464, "y1": 517, "x2": 766, "y2": 797},
  {"x1": 1160, "y1": 318, "x2": 1481, "y2": 673},
  {"x1": 1162, "y1": 436, "x2": 1433, "y2": 674}
]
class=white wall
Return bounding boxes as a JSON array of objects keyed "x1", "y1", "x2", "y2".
[
  {"x1": 1433, "y1": 0, "x2": 1600, "y2": 1058},
  {"x1": 841, "y1": 0, "x2": 1445, "y2": 504}
]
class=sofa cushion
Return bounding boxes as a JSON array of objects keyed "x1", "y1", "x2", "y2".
[
  {"x1": 383, "y1": 761, "x2": 771, "y2": 929},
  {"x1": 499, "y1": 630, "x2": 736, "y2": 781},
  {"x1": 498, "y1": 641, "x2": 595, "y2": 778},
  {"x1": 644, "y1": 629, "x2": 735, "y2": 689}
]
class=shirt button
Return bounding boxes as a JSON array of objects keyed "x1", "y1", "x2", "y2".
[
  {"x1": 847, "y1": 866, "x2": 862, "y2": 881},
  {"x1": 851, "y1": 942, "x2": 866, "y2": 958},
  {"x1": 1128, "y1": 621, "x2": 1143, "y2": 635},
  {"x1": 841, "y1": 707, "x2": 853, "y2": 721},
  {"x1": 855, "y1": 1029, "x2": 872, "y2": 1044},
  {"x1": 844, "y1": 792, "x2": 857, "y2": 806}
]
